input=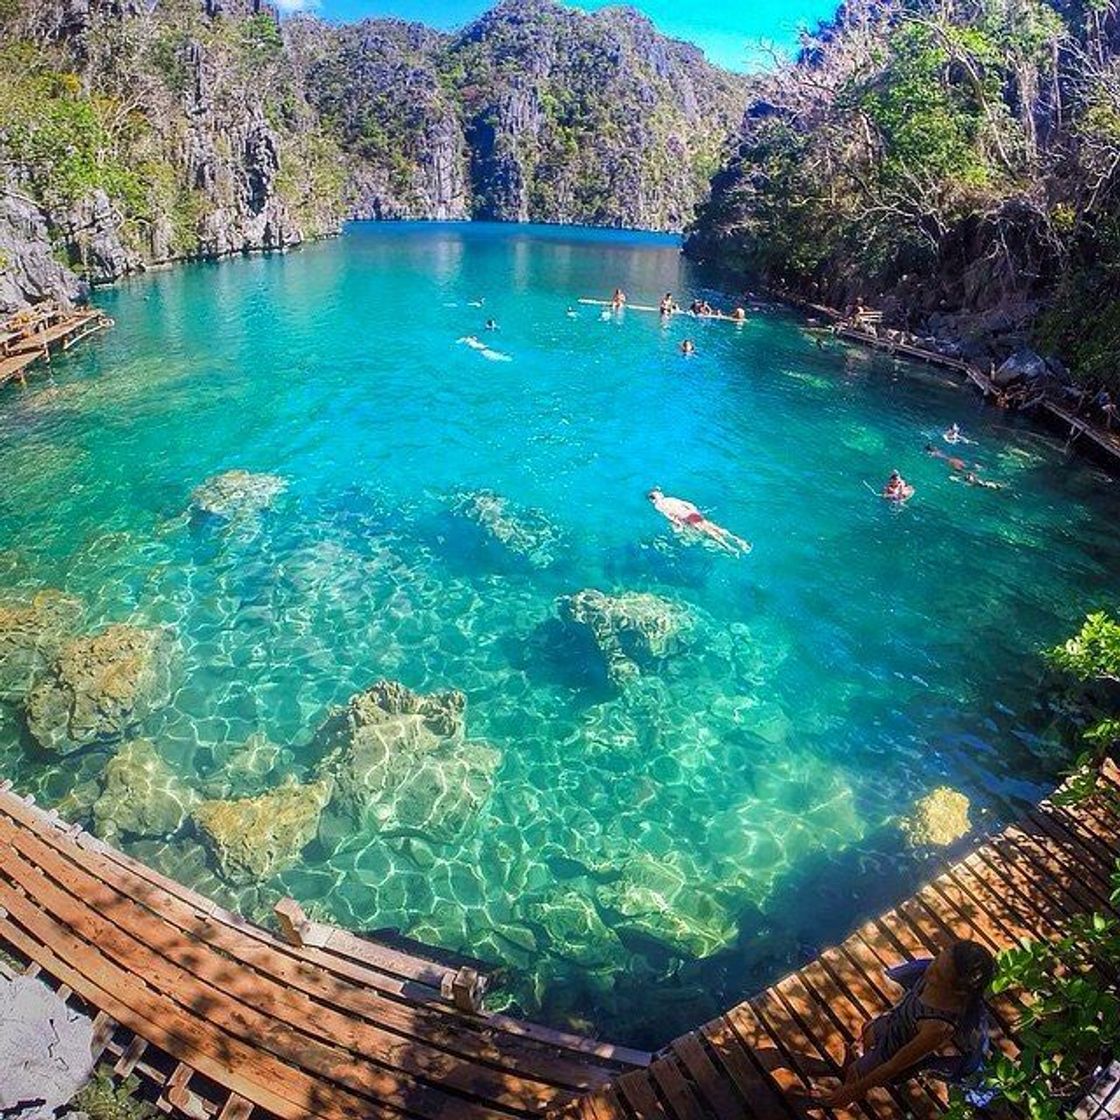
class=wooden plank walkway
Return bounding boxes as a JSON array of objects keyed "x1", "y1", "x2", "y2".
[
  {"x1": 561, "y1": 762, "x2": 1120, "y2": 1120},
  {"x1": 0, "y1": 781, "x2": 649, "y2": 1120},
  {"x1": 0, "y1": 306, "x2": 111, "y2": 388}
]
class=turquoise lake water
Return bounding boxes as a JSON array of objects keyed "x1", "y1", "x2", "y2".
[{"x1": 1, "y1": 222, "x2": 1119, "y2": 1045}]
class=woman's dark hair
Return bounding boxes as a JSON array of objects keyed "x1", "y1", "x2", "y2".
[{"x1": 951, "y1": 940, "x2": 995, "y2": 995}]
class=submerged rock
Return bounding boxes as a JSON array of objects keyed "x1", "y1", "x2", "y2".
[
  {"x1": 189, "y1": 469, "x2": 287, "y2": 519},
  {"x1": 595, "y1": 850, "x2": 738, "y2": 959},
  {"x1": 557, "y1": 588, "x2": 690, "y2": 686},
  {"x1": 192, "y1": 778, "x2": 333, "y2": 885},
  {"x1": 92, "y1": 739, "x2": 197, "y2": 842},
  {"x1": 25, "y1": 624, "x2": 173, "y2": 754},
  {"x1": 525, "y1": 888, "x2": 624, "y2": 969},
  {"x1": 200, "y1": 732, "x2": 292, "y2": 799},
  {"x1": 0, "y1": 589, "x2": 83, "y2": 702},
  {"x1": 451, "y1": 489, "x2": 562, "y2": 567},
  {"x1": 901, "y1": 787, "x2": 971, "y2": 847},
  {"x1": 315, "y1": 680, "x2": 499, "y2": 848}
]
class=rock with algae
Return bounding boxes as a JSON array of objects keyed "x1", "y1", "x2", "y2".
[
  {"x1": 25, "y1": 624, "x2": 174, "y2": 754},
  {"x1": 525, "y1": 888, "x2": 625, "y2": 969},
  {"x1": 557, "y1": 588, "x2": 690, "y2": 686},
  {"x1": 191, "y1": 777, "x2": 333, "y2": 885},
  {"x1": 92, "y1": 739, "x2": 197, "y2": 842},
  {"x1": 315, "y1": 679, "x2": 500, "y2": 848},
  {"x1": 189, "y1": 469, "x2": 287, "y2": 519},
  {"x1": 594, "y1": 850, "x2": 739, "y2": 959},
  {"x1": 200, "y1": 732, "x2": 292, "y2": 799},
  {"x1": 0, "y1": 589, "x2": 83, "y2": 702},
  {"x1": 901, "y1": 787, "x2": 971, "y2": 847},
  {"x1": 451, "y1": 489, "x2": 562, "y2": 568}
]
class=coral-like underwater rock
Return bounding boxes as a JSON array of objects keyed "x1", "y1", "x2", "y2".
[
  {"x1": 595, "y1": 851, "x2": 739, "y2": 959},
  {"x1": 451, "y1": 489, "x2": 562, "y2": 568},
  {"x1": 526, "y1": 888, "x2": 624, "y2": 969},
  {"x1": 189, "y1": 469, "x2": 288, "y2": 519},
  {"x1": 92, "y1": 739, "x2": 197, "y2": 842},
  {"x1": 0, "y1": 589, "x2": 83, "y2": 702},
  {"x1": 201, "y1": 732, "x2": 292, "y2": 800},
  {"x1": 901, "y1": 787, "x2": 971, "y2": 847},
  {"x1": 192, "y1": 778, "x2": 333, "y2": 885},
  {"x1": 557, "y1": 588, "x2": 690, "y2": 686},
  {"x1": 25, "y1": 624, "x2": 173, "y2": 754},
  {"x1": 315, "y1": 680, "x2": 499, "y2": 848}
]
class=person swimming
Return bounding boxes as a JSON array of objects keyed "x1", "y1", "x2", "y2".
[
  {"x1": 943, "y1": 423, "x2": 976, "y2": 445},
  {"x1": 647, "y1": 488, "x2": 751, "y2": 554},
  {"x1": 485, "y1": 318, "x2": 498, "y2": 331},
  {"x1": 680, "y1": 339, "x2": 696, "y2": 356},
  {"x1": 732, "y1": 307, "x2": 746, "y2": 322},
  {"x1": 955, "y1": 471, "x2": 1005, "y2": 491},
  {"x1": 566, "y1": 306, "x2": 578, "y2": 317},
  {"x1": 882, "y1": 470, "x2": 914, "y2": 502},
  {"x1": 925, "y1": 443, "x2": 969, "y2": 472},
  {"x1": 611, "y1": 288, "x2": 627, "y2": 310},
  {"x1": 660, "y1": 292, "x2": 676, "y2": 316}
]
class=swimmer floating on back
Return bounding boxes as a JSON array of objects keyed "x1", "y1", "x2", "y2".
[{"x1": 647, "y1": 488, "x2": 751, "y2": 555}]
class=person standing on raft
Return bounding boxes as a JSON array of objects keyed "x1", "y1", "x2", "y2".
[{"x1": 647, "y1": 488, "x2": 751, "y2": 554}]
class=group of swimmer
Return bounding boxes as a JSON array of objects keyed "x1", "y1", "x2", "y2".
[
  {"x1": 606, "y1": 288, "x2": 746, "y2": 360},
  {"x1": 878, "y1": 423, "x2": 1005, "y2": 502}
]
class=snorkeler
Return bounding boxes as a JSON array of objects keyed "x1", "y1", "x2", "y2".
[
  {"x1": 925, "y1": 443, "x2": 969, "y2": 472},
  {"x1": 882, "y1": 470, "x2": 914, "y2": 502},
  {"x1": 680, "y1": 339, "x2": 696, "y2": 356},
  {"x1": 647, "y1": 488, "x2": 751, "y2": 554}
]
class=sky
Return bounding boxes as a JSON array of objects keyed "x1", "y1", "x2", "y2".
[{"x1": 282, "y1": 0, "x2": 841, "y2": 72}]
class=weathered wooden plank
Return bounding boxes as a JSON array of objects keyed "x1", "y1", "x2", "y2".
[
  {"x1": 670, "y1": 1033, "x2": 743, "y2": 1120},
  {"x1": 645, "y1": 1055, "x2": 708, "y2": 1120},
  {"x1": 615, "y1": 1070, "x2": 670, "y2": 1120},
  {"x1": 696, "y1": 1018, "x2": 791, "y2": 1120}
]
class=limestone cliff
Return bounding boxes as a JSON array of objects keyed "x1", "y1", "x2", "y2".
[{"x1": 0, "y1": 0, "x2": 745, "y2": 310}]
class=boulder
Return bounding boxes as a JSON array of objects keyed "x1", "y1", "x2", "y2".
[
  {"x1": 595, "y1": 850, "x2": 738, "y2": 959},
  {"x1": 92, "y1": 739, "x2": 197, "y2": 842},
  {"x1": 451, "y1": 489, "x2": 562, "y2": 568},
  {"x1": 0, "y1": 589, "x2": 83, "y2": 702},
  {"x1": 201, "y1": 731, "x2": 291, "y2": 799},
  {"x1": 315, "y1": 680, "x2": 499, "y2": 848},
  {"x1": 993, "y1": 347, "x2": 1049, "y2": 388},
  {"x1": 525, "y1": 889, "x2": 624, "y2": 969},
  {"x1": 557, "y1": 588, "x2": 690, "y2": 686},
  {"x1": 25, "y1": 624, "x2": 174, "y2": 754},
  {"x1": 189, "y1": 469, "x2": 287, "y2": 519},
  {"x1": 900, "y1": 787, "x2": 971, "y2": 847},
  {"x1": 191, "y1": 777, "x2": 333, "y2": 884}
]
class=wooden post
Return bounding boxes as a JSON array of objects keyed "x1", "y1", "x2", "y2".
[
  {"x1": 440, "y1": 966, "x2": 486, "y2": 1013},
  {"x1": 273, "y1": 897, "x2": 311, "y2": 946}
]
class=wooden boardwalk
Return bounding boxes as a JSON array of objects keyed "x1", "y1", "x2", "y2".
[
  {"x1": 0, "y1": 306, "x2": 111, "y2": 388},
  {"x1": 0, "y1": 782, "x2": 649, "y2": 1120},
  {"x1": 562, "y1": 762, "x2": 1120, "y2": 1120},
  {"x1": 2, "y1": 767, "x2": 1119, "y2": 1119}
]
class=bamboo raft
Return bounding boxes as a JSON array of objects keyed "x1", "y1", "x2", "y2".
[
  {"x1": 566, "y1": 761, "x2": 1120, "y2": 1120},
  {"x1": 0, "y1": 304, "x2": 111, "y2": 388},
  {"x1": 2, "y1": 765, "x2": 1120, "y2": 1118}
]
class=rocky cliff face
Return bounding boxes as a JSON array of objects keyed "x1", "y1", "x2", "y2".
[{"x1": 0, "y1": 0, "x2": 744, "y2": 311}]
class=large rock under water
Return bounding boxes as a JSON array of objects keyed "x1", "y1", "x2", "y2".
[
  {"x1": 25, "y1": 624, "x2": 173, "y2": 754},
  {"x1": 315, "y1": 680, "x2": 500, "y2": 849},
  {"x1": 0, "y1": 589, "x2": 83, "y2": 702},
  {"x1": 557, "y1": 588, "x2": 690, "y2": 686},
  {"x1": 192, "y1": 777, "x2": 333, "y2": 885},
  {"x1": 901, "y1": 787, "x2": 971, "y2": 847},
  {"x1": 92, "y1": 738, "x2": 197, "y2": 842},
  {"x1": 189, "y1": 469, "x2": 288, "y2": 519},
  {"x1": 451, "y1": 489, "x2": 562, "y2": 568}
]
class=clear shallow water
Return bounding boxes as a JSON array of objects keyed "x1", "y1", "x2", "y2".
[{"x1": 1, "y1": 222, "x2": 1118, "y2": 1045}]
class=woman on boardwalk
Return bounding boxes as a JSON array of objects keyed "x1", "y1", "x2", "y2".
[{"x1": 809, "y1": 939, "x2": 994, "y2": 1108}]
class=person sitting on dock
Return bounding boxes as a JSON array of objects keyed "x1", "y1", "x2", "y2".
[
  {"x1": 647, "y1": 488, "x2": 751, "y2": 554},
  {"x1": 809, "y1": 940, "x2": 995, "y2": 1109},
  {"x1": 611, "y1": 288, "x2": 627, "y2": 310},
  {"x1": 659, "y1": 293, "x2": 676, "y2": 317},
  {"x1": 680, "y1": 339, "x2": 696, "y2": 356}
]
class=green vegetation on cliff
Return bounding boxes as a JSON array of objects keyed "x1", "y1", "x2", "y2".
[{"x1": 687, "y1": 0, "x2": 1120, "y2": 387}]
